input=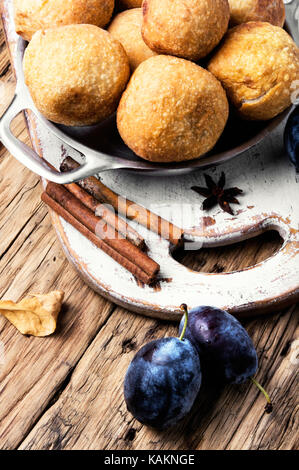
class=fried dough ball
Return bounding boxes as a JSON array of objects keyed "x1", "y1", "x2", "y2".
[
  {"x1": 108, "y1": 9, "x2": 156, "y2": 71},
  {"x1": 14, "y1": 0, "x2": 115, "y2": 41},
  {"x1": 142, "y1": 0, "x2": 230, "y2": 61},
  {"x1": 117, "y1": 56, "x2": 229, "y2": 162},
  {"x1": 24, "y1": 24, "x2": 130, "y2": 126},
  {"x1": 228, "y1": 0, "x2": 285, "y2": 27},
  {"x1": 208, "y1": 22, "x2": 299, "y2": 120}
]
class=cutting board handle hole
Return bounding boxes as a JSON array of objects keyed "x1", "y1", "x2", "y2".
[{"x1": 172, "y1": 230, "x2": 283, "y2": 273}]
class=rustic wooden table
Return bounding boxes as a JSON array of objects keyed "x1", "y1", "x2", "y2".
[{"x1": 0, "y1": 22, "x2": 298, "y2": 450}]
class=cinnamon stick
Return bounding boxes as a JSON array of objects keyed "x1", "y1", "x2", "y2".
[
  {"x1": 41, "y1": 193, "x2": 156, "y2": 285},
  {"x1": 45, "y1": 182, "x2": 159, "y2": 281},
  {"x1": 40, "y1": 160, "x2": 145, "y2": 249},
  {"x1": 60, "y1": 157, "x2": 184, "y2": 247},
  {"x1": 64, "y1": 183, "x2": 145, "y2": 250}
]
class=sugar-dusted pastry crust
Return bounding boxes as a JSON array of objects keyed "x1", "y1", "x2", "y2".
[
  {"x1": 208, "y1": 22, "x2": 299, "y2": 120},
  {"x1": 108, "y1": 9, "x2": 156, "y2": 71},
  {"x1": 229, "y1": 0, "x2": 285, "y2": 27},
  {"x1": 24, "y1": 24, "x2": 130, "y2": 126},
  {"x1": 14, "y1": 0, "x2": 115, "y2": 41},
  {"x1": 141, "y1": 0, "x2": 230, "y2": 61},
  {"x1": 117, "y1": 55, "x2": 229, "y2": 162}
]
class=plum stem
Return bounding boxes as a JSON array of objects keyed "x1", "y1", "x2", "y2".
[
  {"x1": 251, "y1": 377, "x2": 273, "y2": 413},
  {"x1": 179, "y1": 304, "x2": 188, "y2": 341}
]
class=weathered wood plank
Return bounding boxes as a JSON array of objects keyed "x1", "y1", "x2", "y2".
[
  {"x1": 0, "y1": 199, "x2": 116, "y2": 448},
  {"x1": 19, "y1": 305, "x2": 298, "y2": 450},
  {"x1": 0, "y1": 156, "x2": 40, "y2": 260},
  {"x1": 0, "y1": 22, "x2": 15, "y2": 117},
  {"x1": 0, "y1": 4, "x2": 297, "y2": 451},
  {"x1": 174, "y1": 230, "x2": 283, "y2": 274}
]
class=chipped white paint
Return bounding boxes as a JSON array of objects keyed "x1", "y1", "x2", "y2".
[{"x1": 2, "y1": 0, "x2": 299, "y2": 319}]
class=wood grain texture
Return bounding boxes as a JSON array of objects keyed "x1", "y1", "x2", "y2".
[
  {"x1": 0, "y1": 2, "x2": 298, "y2": 450},
  {"x1": 2, "y1": 0, "x2": 298, "y2": 319},
  {"x1": 19, "y1": 306, "x2": 299, "y2": 450}
]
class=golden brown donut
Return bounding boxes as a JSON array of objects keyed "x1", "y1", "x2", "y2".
[
  {"x1": 229, "y1": 0, "x2": 285, "y2": 27},
  {"x1": 117, "y1": 55, "x2": 229, "y2": 162},
  {"x1": 117, "y1": 0, "x2": 142, "y2": 9},
  {"x1": 142, "y1": 0, "x2": 230, "y2": 61},
  {"x1": 24, "y1": 24, "x2": 130, "y2": 126},
  {"x1": 208, "y1": 22, "x2": 299, "y2": 120},
  {"x1": 108, "y1": 9, "x2": 156, "y2": 71},
  {"x1": 14, "y1": 0, "x2": 115, "y2": 41}
]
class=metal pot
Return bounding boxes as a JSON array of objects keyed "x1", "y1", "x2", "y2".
[{"x1": 0, "y1": 4, "x2": 298, "y2": 183}]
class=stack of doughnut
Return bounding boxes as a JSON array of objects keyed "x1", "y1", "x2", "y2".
[{"x1": 16, "y1": 0, "x2": 299, "y2": 162}]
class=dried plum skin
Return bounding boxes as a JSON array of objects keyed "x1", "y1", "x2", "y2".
[
  {"x1": 179, "y1": 306, "x2": 258, "y2": 384},
  {"x1": 124, "y1": 337, "x2": 202, "y2": 429}
]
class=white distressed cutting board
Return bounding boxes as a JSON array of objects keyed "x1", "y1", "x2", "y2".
[{"x1": 2, "y1": 0, "x2": 299, "y2": 320}]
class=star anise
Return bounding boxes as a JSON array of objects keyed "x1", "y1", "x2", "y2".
[{"x1": 191, "y1": 172, "x2": 243, "y2": 215}]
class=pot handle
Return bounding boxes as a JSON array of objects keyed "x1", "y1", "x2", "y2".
[{"x1": 0, "y1": 94, "x2": 117, "y2": 183}]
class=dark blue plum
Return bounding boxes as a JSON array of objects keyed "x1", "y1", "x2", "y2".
[
  {"x1": 179, "y1": 306, "x2": 258, "y2": 384},
  {"x1": 124, "y1": 337, "x2": 202, "y2": 429},
  {"x1": 284, "y1": 106, "x2": 299, "y2": 172}
]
